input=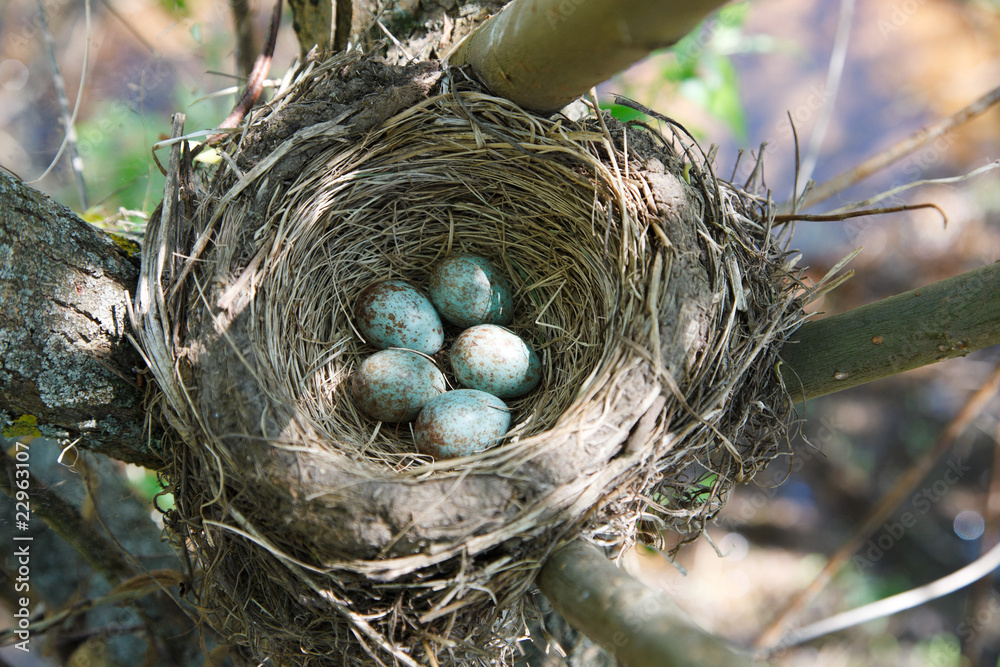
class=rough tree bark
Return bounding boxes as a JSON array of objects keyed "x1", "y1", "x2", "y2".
[{"x1": 0, "y1": 172, "x2": 161, "y2": 468}]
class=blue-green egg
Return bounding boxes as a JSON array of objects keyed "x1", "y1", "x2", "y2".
[
  {"x1": 354, "y1": 280, "x2": 444, "y2": 354},
  {"x1": 414, "y1": 389, "x2": 511, "y2": 458},
  {"x1": 352, "y1": 349, "x2": 447, "y2": 423},
  {"x1": 451, "y1": 325, "x2": 542, "y2": 399},
  {"x1": 428, "y1": 254, "x2": 514, "y2": 328}
]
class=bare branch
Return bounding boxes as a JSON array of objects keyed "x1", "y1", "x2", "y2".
[
  {"x1": 798, "y1": 83, "x2": 1000, "y2": 210},
  {"x1": 538, "y1": 540, "x2": 750, "y2": 666},
  {"x1": 449, "y1": 0, "x2": 728, "y2": 113},
  {"x1": 780, "y1": 261, "x2": 1000, "y2": 402}
]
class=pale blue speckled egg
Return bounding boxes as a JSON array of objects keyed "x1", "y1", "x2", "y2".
[
  {"x1": 414, "y1": 389, "x2": 511, "y2": 458},
  {"x1": 428, "y1": 254, "x2": 514, "y2": 328},
  {"x1": 451, "y1": 325, "x2": 542, "y2": 399},
  {"x1": 352, "y1": 349, "x2": 447, "y2": 423},
  {"x1": 354, "y1": 280, "x2": 444, "y2": 354}
]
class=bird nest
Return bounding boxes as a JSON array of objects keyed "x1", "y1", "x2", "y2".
[{"x1": 133, "y1": 51, "x2": 805, "y2": 666}]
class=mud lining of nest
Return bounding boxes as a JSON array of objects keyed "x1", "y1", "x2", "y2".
[{"x1": 134, "y1": 51, "x2": 807, "y2": 665}]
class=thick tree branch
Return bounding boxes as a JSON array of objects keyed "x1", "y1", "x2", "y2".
[
  {"x1": 780, "y1": 261, "x2": 1000, "y2": 402},
  {"x1": 0, "y1": 172, "x2": 161, "y2": 468},
  {"x1": 449, "y1": 0, "x2": 729, "y2": 113}
]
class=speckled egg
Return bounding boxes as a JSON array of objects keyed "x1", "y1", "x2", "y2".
[
  {"x1": 352, "y1": 349, "x2": 447, "y2": 423},
  {"x1": 428, "y1": 254, "x2": 514, "y2": 328},
  {"x1": 451, "y1": 324, "x2": 542, "y2": 399},
  {"x1": 354, "y1": 280, "x2": 444, "y2": 354},
  {"x1": 414, "y1": 389, "x2": 511, "y2": 458}
]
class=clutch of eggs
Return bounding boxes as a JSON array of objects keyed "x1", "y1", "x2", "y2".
[{"x1": 350, "y1": 255, "x2": 540, "y2": 458}]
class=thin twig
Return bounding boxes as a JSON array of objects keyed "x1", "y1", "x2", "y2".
[
  {"x1": 798, "y1": 83, "x2": 1000, "y2": 210},
  {"x1": 28, "y1": 0, "x2": 91, "y2": 207},
  {"x1": 756, "y1": 361, "x2": 1000, "y2": 650},
  {"x1": 773, "y1": 202, "x2": 946, "y2": 224},
  {"x1": 189, "y1": 0, "x2": 282, "y2": 160},
  {"x1": 795, "y1": 0, "x2": 854, "y2": 199},
  {"x1": 826, "y1": 160, "x2": 1000, "y2": 215},
  {"x1": 782, "y1": 541, "x2": 1000, "y2": 647},
  {"x1": 0, "y1": 570, "x2": 185, "y2": 643}
]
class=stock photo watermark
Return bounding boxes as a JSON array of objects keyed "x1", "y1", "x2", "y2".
[
  {"x1": 878, "y1": 0, "x2": 930, "y2": 39},
  {"x1": 8, "y1": 440, "x2": 33, "y2": 653},
  {"x1": 853, "y1": 453, "x2": 971, "y2": 571},
  {"x1": 732, "y1": 416, "x2": 842, "y2": 524}
]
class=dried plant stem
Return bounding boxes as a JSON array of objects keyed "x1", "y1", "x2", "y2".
[
  {"x1": 780, "y1": 261, "x2": 1000, "y2": 402},
  {"x1": 537, "y1": 540, "x2": 749, "y2": 666},
  {"x1": 755, "y1": 360, "x2": 1000, "y2": 651},
  {"x1": 449, "y1": 0, "x2": 728, "y2": 113},
  {"x1": 798, "y1": 83, "x2": 1000, "y2": 210}
]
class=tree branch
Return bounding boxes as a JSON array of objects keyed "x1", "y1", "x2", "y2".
[
  {"x1": 537, "y1": 540, "x2": 749, "y2": 666},
  {"x1": 449, "y1": 0, "x2": 729, "y2": 113},
  {"x1": 0, "y1": 172, "x2": 161, "y2": 468},
  {"x1": 288, "y1": 0, "x2": 335, "y2": 54},
  {"x1": 780, "y1": 261, "x2": 1000, "y2": 402},
  {"x1": 798, "y1": 83, "x2": 1000, "y2": 211},
  {"x1": 232, "y1": 0, "x2": 258, "y2": 80}
]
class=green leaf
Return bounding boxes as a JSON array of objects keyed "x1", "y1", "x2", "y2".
[
  {"x1": 705, "y1": 58, "x2": 748, "y2": 140},
  {"x1": 717, "y1": 1, "x2": 749, "y2": 28},
  {"x1": 602, "y1": 103, "x2": 645, "y2": 123}
]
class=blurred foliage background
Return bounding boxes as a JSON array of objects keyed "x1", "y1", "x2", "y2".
[{"x1": 2, "y1": 0, "x2": 1000, "y2": 665}]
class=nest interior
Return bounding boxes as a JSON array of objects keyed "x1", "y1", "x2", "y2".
[{"x1": 135, "y1": 51, "x2": 804, "y2": 665}]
